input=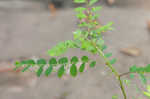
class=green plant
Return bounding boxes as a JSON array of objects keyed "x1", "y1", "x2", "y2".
[
  {"x1": 14, "y1": 0, "x2": 150, "y2": 99},
  {"x1": 143, "y1": 85, "x2": 150, "y2": 98}
]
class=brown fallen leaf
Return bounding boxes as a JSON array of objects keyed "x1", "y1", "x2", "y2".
[
  {"x1": 107, "y1": 0, "x2": 115, "y2": 5},
  {"x1": 147, "y1": 20, "x2": 150, "y2": 30},
  {"x1": 120, "y1": 46, "x2": 141, "y2": 56}
]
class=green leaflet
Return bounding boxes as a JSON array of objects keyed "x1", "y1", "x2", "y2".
[
  {"x1": 73, "y1": 30, "x2": 82, "y2": 39},
  {"x1": 112, "y1": 95, "x2": 118, "y2": 99},
  {"x1": 81, "y1": 40, "x2": 97, "y2": 53},
  {"x1": 97, "y1": 39, "x2": 104, "y2": 46},
  {"x1": 89, "y1": 61, "x2": 96, "y2": 68},
  {"x1": 37, "y1": 58, "x2": 46, "y2": 65},
  {"x1": 75, "y1": 7, "x2": 86, "y2": 12},
  {"x1": 76, "y1": 12, "x2": 87, "y2": 19},
  {"x1": 129, "y1": 65, "x2": 137, "y2": 73},
  {"x1": 96, "y1": 22, "x2": 113, "y2": 33},
  {"x1": 58, "y1": 65, "x2": 65, "y2": 78},
  {"x1": 91, "y1": 6, "x2": 102, "y2": 12},
  {"x1": 25, "y1": 59, "x2": 35, "y2": 65},
  {"x1": 70, "y1": 64, "x2": 78, "y2": 77},
  {"x1": 105, "y1": 53, "x2": 112, "y2": 58},
  {"x1": 79, "y1": 63, "x2": 85, "y2": 72},
  {"x1": 145, "y1": 64, "x2": 150, "y2": 72},
  {"x1": 22, "y1": 65, "x2": 31, "y2": 72},
  {"x1": 81, "y1": 56, "x2": 89, "y2": 63},
  {"x1": 74, "y1": 0, "x2": 86, "y2": 3},
  {"x1": 129, "y1": 64, "x2": 150, "y2": 74},
  {"x1": 49, "y1": 58, "x2": 57, "y2": 65},
  {"x1": 58, "y1": 57, "x2": 68, "y2": 64},
  {"x1": 139, "y1": 73, "x2": 147, "y2": 84},
  {"x1": 143, "y1": 85, "x2": 150, "y2": 98},
  {"x1": 109, "y1": 58, "x2": 117, "y2": 65},
  {"x1": 101, "y1": 45, "x2": 107, "y2": 51},
  {"x1": 129, "y1": 74, "x2": 135, "y2": 79},
  {"x1": 45, "y1": 65, "x2": 53, "y2": 76},
  {"x1": 37, "y1": 66, "x2": 44, "y2": 77},
  {"x1": 143, "y1": 92, "x2": 150, "y2": 98},
  {"x1": 48, "y1": 40, "x2": 78, "y2": 56},
  {"x1": 14, "y1": 61, "x2": 22, "y2": 71},
  {"x1": 71, "y1": 56, "x2": 79, "y2": 64},
  {"x1": 89, "y1": 0, "x2": 98, "y2": 6}
]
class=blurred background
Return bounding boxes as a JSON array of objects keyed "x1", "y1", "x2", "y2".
[{"x1": 0, "y1": 0, "x2": 150, "y2": 99}]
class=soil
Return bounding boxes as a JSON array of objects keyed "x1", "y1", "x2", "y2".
[{"x1": 0, "y1": 0, "x2": 150, "y2": 99}]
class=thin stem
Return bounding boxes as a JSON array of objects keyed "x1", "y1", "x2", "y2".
[
  {"x1": 92, "y1": 42, "x2": 127, "y2": 99},
  {"x1": 118, "y1": 76, "x2": 127, "y2": 99},
  {"x1": 119, "y1": 72, "x2": 132, "y2": 77},
  {"x1": 94, "y1": 44, "x2": 119, "y2": 77},
  {"x1": 83, "y1": 1, "x2": 127, "y2": 98}
]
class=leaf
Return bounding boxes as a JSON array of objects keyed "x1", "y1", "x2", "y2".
[
  {"x1": 79, "y1": 63, "x2": 85, "y2": 72},
  {"x1": 71, "y1": 56, "x2": 79, "y2": 64},
  {"x1": 26, "y1": 59, "x2": 35, "y2": 65},
  {"x1": 109, "y1": 58, "x2": 117, "y2": 65},
  {"x1": 74, "y1": 0, "x2": 86, "y2": 3},
  {"x1": 76, "y1": 12, "x2": 87, "y2": 19},
  {"x1": 81, "y1": 56, "x2": 89, "y2": 63},
  {"x1": 145, "y1": 64, "x2": 150, "y2": 72},
  {"x1": 129, "y1": 65, "x2": 137, "y2": 72},
  {"x1": 147, "y1": 85, "x2": 150, "y2": 92},
  {"x1": 37, "y1": 66, "x2": 43, "y2": 77},
  {"x1": 143, "y1": 92, "x2": 150, "y2": 98},
  {"x1": 81, "y1": 40, "x2": 92, "y2": 50},
  {"x1": 22, "y1": 65, "x2": 31, "y2": 72},
  {"x1": 97, "y1": 39, "x2": 104, "y2": 46},
  {"x1": 21, "y1": 60, "x2": 28, "y2": 65},
  {"x1": 101, "y1": 45, "x2": 107, "y2": 51},
  {"x1": 58, "y1": 57, "x2": 68, "y2": 64},
  {"x1": 37, "y1": 59, "x2": 46, "y2": 65},
  {"x1": 65, "y1": 40, "x2": 77, "y2": 48},
  {"x1": 89, "y1": 0, "x2": 98, "y2": 6},
  {"x1": 58, "y1": 65, "x2": 65, "y2": 78},
  {"x1": 73, "y1": 30, "x2": 82, "y2": 39},
  {"x1": 45, "y1": 65, "x2": 53, "y2": 76},
  {"x1": 89, "y1": 61, "x2": 96, "y2": 68},
  {"x1": 14, "y1": 61, "x2": 22, "y2": 71},
  {"x1": 129, "y1": 74, "x2": 135, "y2": 79},
  {"x1": 75, "y1": 7, "x2": 86, "y2": 12},
  {"x1": 139, "y1": 73, "x2": 147, "y2": 84},
  {"x1": 70, "y1": 64, "x2": 77, "y2": 77},
  {"x1": 48, "y1": 42, "x2": 67, "y2": 56},
  {"x1": 49, "y1": 57, "x2": 57, "y2": 65},
  {"x1": 112, "y1": 95, "x2": 118, "y2": 99},
  {"x1": 96, "y1": 22, "x2": 113, "y2": 33},
  {"x1": 105, "y1": 53, "x2": 112, "y2": 58},
  {"x1": 91, "y1": 6, "x2": 102, "y2": 12}
]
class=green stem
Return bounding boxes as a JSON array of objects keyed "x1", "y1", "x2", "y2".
[
  {"x1": 83, "y1": 1, "x2": 127, "y2": 98},
  {"x1": 93, "y1": 43, "x2": 127, "y2": 99},
  {"x1": 118, "y1": 76, "x2": 127, "y2": 99}
]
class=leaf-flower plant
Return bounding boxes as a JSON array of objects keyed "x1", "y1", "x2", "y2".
[{"x1": 14, "y1": 0, "x2": 150, "y2": 99}]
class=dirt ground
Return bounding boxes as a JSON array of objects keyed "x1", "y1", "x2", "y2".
[{"x1": 0, "y1": 0, "x2": 150, "y2": 99}]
